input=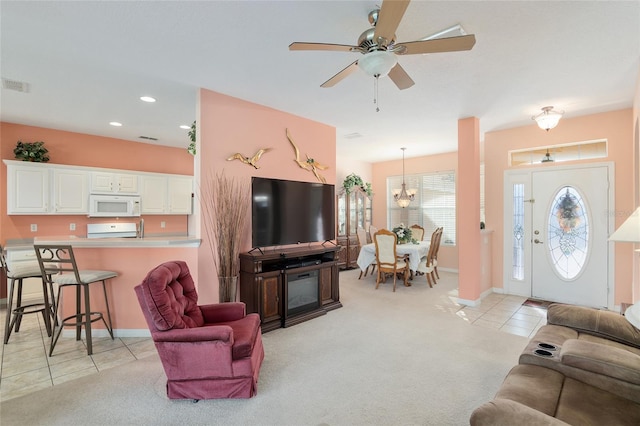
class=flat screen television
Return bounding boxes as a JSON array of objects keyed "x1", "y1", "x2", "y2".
[{"x1": 251, "y1": 177, "x2": 335, "y2": 248}]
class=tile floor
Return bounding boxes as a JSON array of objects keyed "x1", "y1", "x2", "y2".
[
  {"x1": 0, "y1": 289, "x2": 547, "y2": 403},
  {"x1": 0, "y1": 310, "x2": 156, "y2": 402}
]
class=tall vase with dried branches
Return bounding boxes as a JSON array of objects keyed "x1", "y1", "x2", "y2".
[{"x1": 201, "y1": 171, "x2": 249, "y2": 302}]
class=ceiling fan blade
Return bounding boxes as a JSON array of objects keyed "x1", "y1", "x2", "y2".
[
  {"x1": 289, "y1": 42, "x2": 357, "y2": 52},
  {"x1": 388, "y1": 63, "x2": 415, "y2": 90},
  {"x1": 396, "y1": 34, "x2": 476, "y2": 55},
  {"x1": 373, "y1": 0, "x2": 411, "y2": 46},
  {"x1": 321, "y1": 61, "x2": 360, "y2": 88}
]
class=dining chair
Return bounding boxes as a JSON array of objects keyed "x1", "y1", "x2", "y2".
[
  {"x1": 34, "y1": 244, "x2": 117, "y2": 356},
  {"x1": 409, "y1": 224, "x2": 425, "y2": 242},
  {"x1": 433, "y1": 227, "x2": 443, "y2": 280},
  {"x1": 356, "y1": 227, "x2": 375, "y2": 279},
  {"x1": 373, "y1": 229, "x2": 409, "y2": 292},
  {"x1": 368, "y1": 225, "x2": 378, "y2": 244},
  {"x1": 416, "y1": 231, "x2": 440, "y2": 288}
]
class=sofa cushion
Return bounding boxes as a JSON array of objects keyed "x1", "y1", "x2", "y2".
[
  {"x1": 560, "y1": 339, "x2": 640, "y2": 385},
  {"x1": 547, "y1": 303, "x2": 640, "y2": 349},
  {"x1": 140, "y1": 261, "x2": 204, "y2": 331},
  {"x1": 494, "y1": 364, "x2": 564, "y2": 417}
]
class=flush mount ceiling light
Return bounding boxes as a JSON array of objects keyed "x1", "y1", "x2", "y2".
[
  {"x1": 392, "y1": 147, "x2": 416, "y2": 208},
  {"x1": 179, "y1": 125, "x2": 191, "y2": 130},
  {"x1": 532, "y1": 106, "x2": 564, "y2": 131},
  {"x1": 109, "y1": 121, "x2": 123, "y2": 127},
  {"x1": 140, "y1": 96, "x2": 156, "y2": 103}
]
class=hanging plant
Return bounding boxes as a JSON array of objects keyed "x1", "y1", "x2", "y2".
[
  {"x1": 14, "y1": 141, "x2": 50, "y2": 162},
  {"x1": 343, "y1": 173, "x2": 373, "y2": 196},
  {"x1": 187, "y1": 120, "x2": 196, "y2": 155}
]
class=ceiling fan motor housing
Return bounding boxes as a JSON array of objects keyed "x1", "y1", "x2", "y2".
[{"x1": 358, "y1": 27, "x2": 395, "y2": 52}]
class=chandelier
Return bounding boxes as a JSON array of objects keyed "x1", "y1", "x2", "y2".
[
  {"x1": 392, "y1": 147, "x2": 416, "y2": 208},
  {"x1": 532, "y1": 106, "x2": 564, "y2": 131}
]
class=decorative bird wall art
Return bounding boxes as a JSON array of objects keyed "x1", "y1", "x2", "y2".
[
  {"x1": 285, "y1": 128, "x2": 329, "y2": 183},
  {"x1": 226, "y1": 148, "x2": 272, "y2": 169}
]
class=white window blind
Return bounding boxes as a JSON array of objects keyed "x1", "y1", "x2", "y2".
[{"x1": 387, "y1": 171, "x2": 456, "y2": 245}]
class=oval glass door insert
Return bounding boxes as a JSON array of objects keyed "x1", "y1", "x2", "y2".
[{"x1": 547, "y1": 186, "x2": 589, "y2": 280}]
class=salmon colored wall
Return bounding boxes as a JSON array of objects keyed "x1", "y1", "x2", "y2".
[
  {"x1": 196, "y1": 89, "x2": 336, "y2": 304},
  {"x1": 484, "y1": 109, "x2": 634, "y2": 305},
  {"x1": 1, "y1": 122, "x2": 194, "y2": 244},
  {"x1": 371, "y1": 151, "x2": 459, "y2": 271}
]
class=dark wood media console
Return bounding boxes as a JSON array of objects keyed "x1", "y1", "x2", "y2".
[{"x1": 239, "y1": 245, "x2": 342, "y2": 332}]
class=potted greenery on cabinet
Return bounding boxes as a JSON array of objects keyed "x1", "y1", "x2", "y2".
[{"x1": 14, "y1": 141, "x2": 50, "y2": 162}]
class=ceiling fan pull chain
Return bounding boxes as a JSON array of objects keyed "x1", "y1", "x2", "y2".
[{"x1": 374, "y1": 74, "x2": 380, "y2": 112}]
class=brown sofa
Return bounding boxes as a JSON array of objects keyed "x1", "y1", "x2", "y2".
[{"x1": 470, "y1": 303, "x2": 640, "y2": 425}]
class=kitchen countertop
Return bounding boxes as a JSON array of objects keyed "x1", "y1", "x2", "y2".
[{"x1": 5, "y1": 235, "x2": 201, "y2": 249}]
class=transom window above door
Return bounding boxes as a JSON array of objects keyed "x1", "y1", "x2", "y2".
[{"x1": 509, "y1": 140, "x2": 607, "y2": 166}]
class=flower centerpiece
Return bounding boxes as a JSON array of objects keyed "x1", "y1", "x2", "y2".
[{"x1": 392, "y1": 223, "x2": 417, "y2": 244}]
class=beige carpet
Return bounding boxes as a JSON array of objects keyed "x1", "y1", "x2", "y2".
[{"x1": 0, "y1": 269, "x2": 528, "y2": 425}]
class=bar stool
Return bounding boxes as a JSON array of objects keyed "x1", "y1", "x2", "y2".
[
  {"x1": 34, "y1": 244, "x2": 117, "y2": 356},
  {"x1": 2, "y1": 245, "x2": 55, "y2": 344}
]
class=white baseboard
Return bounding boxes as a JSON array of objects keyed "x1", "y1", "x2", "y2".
[
  {"x1": 457, "y1": 287, "x2": 502, "y2": 307},
  {"x1": 62, "y1": 329, "x2": 151, "y2": 338}
]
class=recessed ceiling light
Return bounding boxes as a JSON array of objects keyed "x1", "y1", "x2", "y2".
[
  {"x1": 179, "y1": 125, "x2": 191, "y2": 130},
  {"x1": 140, "y1": 96, "x2": 156, "y2": 103},
  {"x1": 109, "y1": 121, "x2": 123, "y2": 127}
]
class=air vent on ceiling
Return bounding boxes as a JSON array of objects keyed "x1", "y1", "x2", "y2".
[
  {"x1": 139, "y1": 136, "x2": 158, "y2": 141},
  {"x1": 2, "y1": 78, "x2": 30, "y2": 93},
  {"x1": 344, "y1": 132, "x2": 363, "y2": 139}
]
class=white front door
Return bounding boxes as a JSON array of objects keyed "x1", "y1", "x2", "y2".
[
  {"x1": 531, "y1": 166, "x2": 609, "y2": 308},
  {"x1": 504, "y1": 164, "x2": 612, "y2": 308}
]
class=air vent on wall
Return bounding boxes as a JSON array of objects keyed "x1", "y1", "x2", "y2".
[
  {"x1": 2, "y1": 78, "x2": 30, "y2": 93},
  {"x1": 139, "y1": 136, "x2": 158, "y2": 141}
]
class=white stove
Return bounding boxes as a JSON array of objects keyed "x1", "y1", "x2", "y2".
[{"x1": 87, "y1": 223, "x2": 138, "y2": 239}]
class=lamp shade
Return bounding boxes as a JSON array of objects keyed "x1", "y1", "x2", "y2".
[
  {"x1": 609, "y1": 207, "x2": 640, "y2": 242},
  {"x1": 358, "y1": 51, "x2": 398, "y2": 77},
  {"x1": 532, "y1": 106, "x2": 563, "y2": 131}
]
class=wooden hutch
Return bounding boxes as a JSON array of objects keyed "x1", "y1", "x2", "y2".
[{"x1": 336, "y1": 186, "x2": 372, "y2": 269}]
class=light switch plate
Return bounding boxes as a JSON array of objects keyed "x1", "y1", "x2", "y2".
[{"x1": 30, "y1": 224, "x2": 37, "y2": 232}]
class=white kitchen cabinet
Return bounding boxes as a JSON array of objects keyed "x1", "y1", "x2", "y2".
[
  {"x1": 140, "y1": 175, "x2": 167, "y2": 214},
  {"x1": 52, "y1": 168, "x2": 89, "y2": 213},
  {"x1": 90, "y1": 172, "x2": 138, "y2": 194},
  {"x1": 167, "y1": 176, "x2": 193, "y2": 214},
  {"x1": 6, "y1": 163, "x2": 50, "y2": 214},
  {"x1": 140, "y1": 175, "x2": 193, "y2": 214}
]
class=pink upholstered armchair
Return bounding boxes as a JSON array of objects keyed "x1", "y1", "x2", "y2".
[{"x1": 134, "y1": 260, "x2": 264, "y2": 400}]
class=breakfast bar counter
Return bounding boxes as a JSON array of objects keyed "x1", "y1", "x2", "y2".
[{"x1": 4, "y1": 236, "x2": 201, "y2": 336}]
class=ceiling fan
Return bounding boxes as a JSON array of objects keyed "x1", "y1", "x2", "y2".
[{"x1": 289, "y1": 0, "x2": 476, "y2": 90}]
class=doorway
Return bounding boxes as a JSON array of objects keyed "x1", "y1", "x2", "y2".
[{"x1": 503, "y1": 163, "x2": 613, "y2": 308}]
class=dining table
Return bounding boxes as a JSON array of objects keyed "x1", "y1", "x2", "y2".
[{"x1": 357, "y1": 241, "x2": 430, "y2": 274}]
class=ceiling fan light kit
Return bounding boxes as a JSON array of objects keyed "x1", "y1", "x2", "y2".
[
  {"x1": 358, "y1": 50, "x2": 398, "y2": 77},
  {"x1": 533, "y1": 106, "x2": 564, "y2": 131}
]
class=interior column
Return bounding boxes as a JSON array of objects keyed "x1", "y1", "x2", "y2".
[{"x1": 457, "y1": 117, "x2": 481, "y2": 304}]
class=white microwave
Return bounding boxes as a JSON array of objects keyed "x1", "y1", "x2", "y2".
[{"x1": 89, "y1": 194, "x2": 141, "y2": 217}]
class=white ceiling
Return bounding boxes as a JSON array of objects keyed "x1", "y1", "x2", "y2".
[{"x1": 1, "y1": 1, "x2": 639, "y2": 163}]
